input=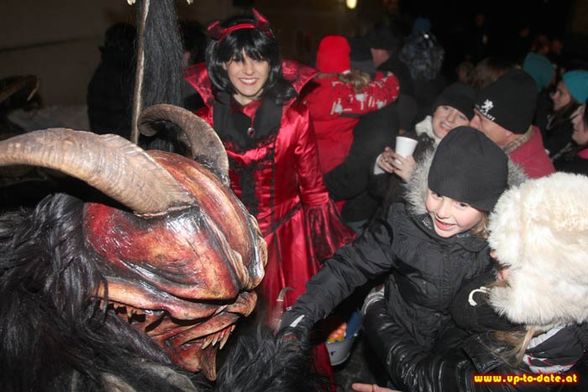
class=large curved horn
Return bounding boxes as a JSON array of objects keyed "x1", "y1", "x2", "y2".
[
  {"x1": 0, "y1": 129, "x2": 195, "y2": 216},
  {"x1": 139, "y1": 104, "x2": 229, "y2": 184}
]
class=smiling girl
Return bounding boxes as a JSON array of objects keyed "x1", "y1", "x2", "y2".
[{"x1": 281, "y1": 127, "x2": 517, "y2": 355}]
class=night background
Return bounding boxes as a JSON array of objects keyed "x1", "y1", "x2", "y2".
[
  {"x1": 0, "y1": 0, "x2": 585, "y2": 106},
  {"x1": 0, "y1": 1, "x2": 587, "y2": 390}
]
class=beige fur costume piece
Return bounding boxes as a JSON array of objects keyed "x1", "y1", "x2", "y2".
[{"x1": 488, "y1": 172, "x2": 588, "y2": 329}]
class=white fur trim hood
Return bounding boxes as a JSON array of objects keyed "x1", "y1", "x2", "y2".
[
  {"x1": 488, "y1": 173, "x2": 588, "y2": 329},
  {"x1": 414, "y1": 115, "x2": 442, "y2": 145}
]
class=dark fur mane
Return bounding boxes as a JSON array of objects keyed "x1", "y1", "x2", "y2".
[
  {"x1": 0, "y1": 194, "x2": 195, "y2": 392},
  {"x1": 215, "y1": 324, "x2": 327, "y2": 392},
  {"x1": 0, "y1": 194, "x2": 325, "y2": 391}
]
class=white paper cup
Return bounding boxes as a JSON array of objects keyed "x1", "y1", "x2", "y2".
[{"x1": 395, "y1": 136, "x2": 418, "y2": 157}]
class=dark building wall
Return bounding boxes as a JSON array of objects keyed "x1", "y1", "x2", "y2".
[{"x1": 0, "y1": 0, "x2": 583, "y2": 106}]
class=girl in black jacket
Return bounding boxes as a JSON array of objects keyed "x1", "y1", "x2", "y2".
[
  {"x1": 354, "y1": 172, "x2": 588, "y2": 392},
  {"x1": 280, "y1": 127, "x2": 514, "y2": 352}
]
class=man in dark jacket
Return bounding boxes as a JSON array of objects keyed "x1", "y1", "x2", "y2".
[
  {"x1": 364, "y1": 25, "x2": 417, "y2": 134},
  {"x1": 324, "y1": 104, "x2": 398, "y2": 232},
  {"x1": 469, "y1": 69, "x2": 555, "y2": 179}
]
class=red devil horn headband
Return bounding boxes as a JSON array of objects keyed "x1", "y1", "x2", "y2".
[{"x1": 207, "y1": 8, "x2": 273, "y2": 41}]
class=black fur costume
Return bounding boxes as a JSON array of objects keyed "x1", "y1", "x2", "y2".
[
  {"x1": 0, "y1": 2, "x2": 324, "y2": 390},
  {"x1": 0, "y1": 193, "x2": 324, "y2": 391}
]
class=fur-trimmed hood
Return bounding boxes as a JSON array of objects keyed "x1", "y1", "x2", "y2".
[
  {"x1": 404, "y1": 147, "x2": 527, "y2": 216},
  {"x1": 488, "y1": 173, "x2": 588, "y2": 329},
  {"x1": 414, "y1": 115, "x2": 442, "y2": 145}
]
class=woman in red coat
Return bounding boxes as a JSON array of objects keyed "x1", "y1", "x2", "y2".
[{"x1": 184, "y1": 10, "x2": 354, "y2": 338}]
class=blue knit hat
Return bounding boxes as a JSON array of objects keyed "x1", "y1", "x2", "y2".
[
  {"x1": 522, "y1": 53, "x2": 554, "y2": 91},
  {"x1": 562, "y1": 70, "x2": 588, "y2": 104}
]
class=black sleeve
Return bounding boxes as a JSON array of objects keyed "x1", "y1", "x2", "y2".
[
  {"x1": 363, "y1": 300, "x2": 518, "y2": 392},
  {"x1": 289, "y1": 208, "x2": 399, "y2": 325},
  {"x1": 325, "y1": 105, "x2": 397, "y2": 201},
  {"x1": 324, "y1": 154, "x2": 371, "y2": 201},
  {"x1": 367, "y1": 172, "x2": 404, "y2": 209}
]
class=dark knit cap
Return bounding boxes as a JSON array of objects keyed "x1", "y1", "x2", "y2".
[
  {"x1": 433, "y1": 82, "x2": 476, "y2": 120},
  {"x1": 348, "y1": 36, "x2": 372, "y2": 62},
  {"x1": 475, "y1": 69, "x2": 537, "y2": 134},
  {"x1": 428, "y1": 126, "x2": 508, "y2": 212},
  {"x1": 365, "y1": 25, "x2": 402, "y2": 52}
]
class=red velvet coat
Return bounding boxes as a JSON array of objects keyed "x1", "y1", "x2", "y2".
[{"x1": 185, "y1": 61, "x2": 355, "y2": 313}]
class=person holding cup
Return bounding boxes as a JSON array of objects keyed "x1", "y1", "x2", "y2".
[{"x1": 373, "y1": 83, "x2": 476, "y2": 212}]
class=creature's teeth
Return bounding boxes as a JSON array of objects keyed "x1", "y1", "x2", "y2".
[
  {"x1": 214, "y1": 305, "x2": 228, "y2": 316},
  {"x1": 230, "y1": 325, "x2": 236, "y2": 332},
  {"x1": 219, "y1": 328, "x2": 231, "y2": 350},
  {"x1": 211, "y1": 331, "x2": 220, "y2": 347},
  {"x1": 201, "y1": 335, "x2": 212, "y2": 349}
]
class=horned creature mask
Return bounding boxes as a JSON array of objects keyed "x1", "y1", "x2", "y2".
[{"x1": 0, "y1": 104, "x2": 266, "y2": 380}]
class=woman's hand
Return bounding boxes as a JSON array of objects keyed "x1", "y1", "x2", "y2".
[
  {"x1": 376, "y1": 147, "x2": 397, "y2": 174},
  {"x1": 351, "y1": 383, "x2": 400, "y2": 392},
  {"x1": 390, "y1": 153, "x2": 416, "y2": 182},
  {"x1": 376, "y1": 147, "x2": 416, "y2": 182}
]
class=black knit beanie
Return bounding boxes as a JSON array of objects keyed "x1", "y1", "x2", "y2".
[
  {"x1": 433, "y1": 82, "x2": 476, "y2": 120},
  {"x1": 428, "y1": 126, "x2": 508, "y2": 212},
  {"x1": 474, "y1": 69, "x2": 537, "y2": 134}
]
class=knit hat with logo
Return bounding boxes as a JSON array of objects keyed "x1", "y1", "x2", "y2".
[
  {"x1": 316, "y1": 35, "x2": 351, "y2": 74},
  {"x1": 428, "y1": 126, "x2": 508, "y2": 212},
  {"x1": 475, "y1": 69, "x2": 537, "y2": 134}
]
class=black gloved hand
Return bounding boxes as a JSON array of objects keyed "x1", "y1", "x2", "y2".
[{"x1": 277, "y1": 308, "x2": 315, "y2": 342}]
